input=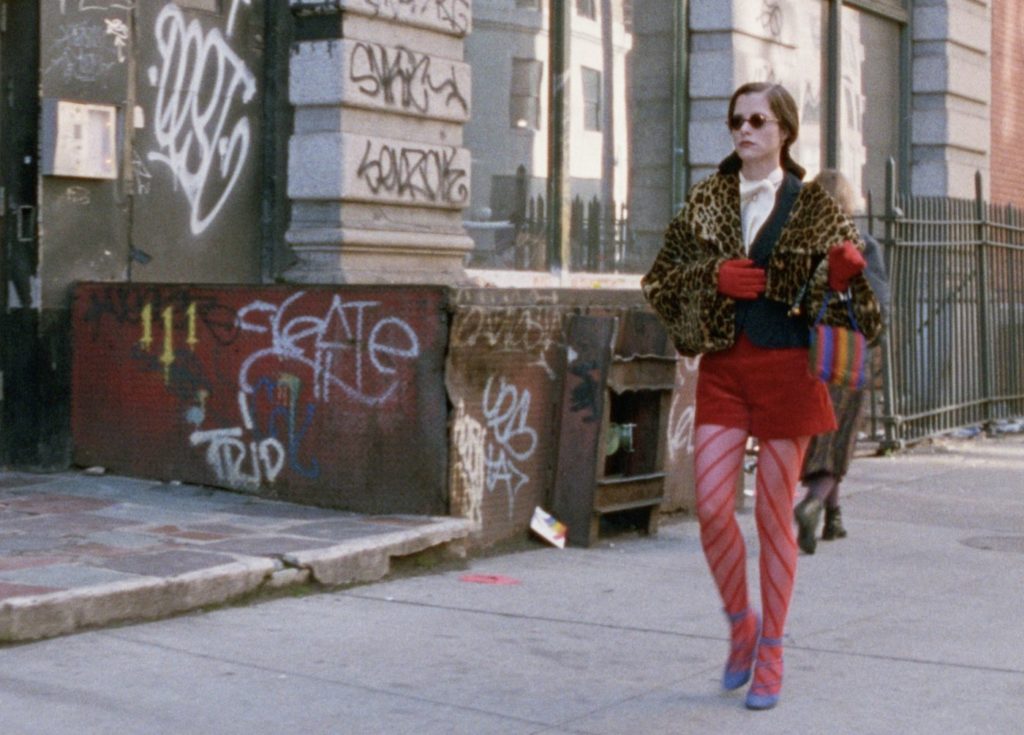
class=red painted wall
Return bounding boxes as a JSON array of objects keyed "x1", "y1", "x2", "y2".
[{"x1": 72, "y1": 284, "x2": 450, "y2": 515}]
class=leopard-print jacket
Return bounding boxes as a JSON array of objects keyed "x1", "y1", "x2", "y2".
[{"x1": 641, "y1": 172, "x2": 883, "y2": 357}]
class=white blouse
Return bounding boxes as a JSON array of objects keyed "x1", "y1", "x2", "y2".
[{"x1": 738, "y1": 167, "x2": 784, "y2": 253}]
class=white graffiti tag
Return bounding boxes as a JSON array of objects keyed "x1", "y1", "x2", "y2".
[
  {"x1": 147, "y1": 4, "x2": 256, "y2": 235},
  {"x1": 104, "y1": 17, "x2": 128, "y2": 62},
  {"x1": 482, "y1": 376, "x2": 537, "y2": 518},
  {"x1": 226, "y1": 0, "x2": 251, "y2": 38},
  {"x1": 236, "y1": 291, "x2": 421, "y2": 407},
  {"x1": 667, "y1": 357, "x2": 700, "y2": 461},
  {"x1": 190, "y1": 390, "x2": 286, "y2": 491},
  {"x1": 452, "y1": 400, "x2": 485, "y2": 529}
]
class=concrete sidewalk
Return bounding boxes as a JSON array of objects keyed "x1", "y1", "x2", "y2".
[
  {"x1": 0, "y1": 472, "x2": 472, "y2": 642},
  {"x1": 0, "y1": 433, "x2": 1021, "y2": 731}
]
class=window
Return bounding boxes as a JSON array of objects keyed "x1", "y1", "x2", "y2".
[
  {"x1": 575, "y1": 0, "x2": 596, "y2": 20},
  {"x1": 463, "y1": 0, "x2": 646, "y2": 274},
  {"x1": 581, "y1": 67, "x2": 602, "y2": 132},
  {"x1": 510, "y1": 58, "x2": 543, "y2": 130}
]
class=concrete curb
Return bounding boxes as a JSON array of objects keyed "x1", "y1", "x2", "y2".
[
  {"x1": 283, "y1": 518, "x2": 475, "y2": 586},
  {"x1": 0, "y1": 558, "x2": 276, "y2": 643},
  {"x1": 0, "y1": 517, "x2": 474, "y2": 643}
]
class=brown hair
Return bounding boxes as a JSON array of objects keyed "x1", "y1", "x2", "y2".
[
  {"x1": 726, "y1": 82, "x2": 804, "y2": 179},
  {"x1": 812, "y1": 169, "x2": 857, "y2": 215}
]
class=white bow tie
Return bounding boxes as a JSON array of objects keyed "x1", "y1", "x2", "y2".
[{"x1": 739, "y1": 178, "x2": 777, "y2": 205}]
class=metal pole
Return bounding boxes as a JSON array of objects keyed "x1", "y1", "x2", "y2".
[
  {"x1": 672, "y1": 0, "x2": 690, "y2": 212},
  {"x1": 547, "y1": 0, "x2": 572, "y2": 276},
  {"x1": 880, "y1": 157, "x2": 902, "y2": 451},
  {"x1": 975, "y1": 171, "x2": 994, "y2": 432},
  {"x1": 898, "y1": 4, "x2": 913, "y2": 193},
  {"x1": 599, "y1": 0, "x2": 615, "y2": 271},
  {"x1": 824, "y1": 0, "x2": 841, "y2": 169}
]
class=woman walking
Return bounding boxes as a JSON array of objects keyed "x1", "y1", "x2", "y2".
[
  {"x1": 794, "y1": 169, "x2": 891, "y2": 554},
  {"x1": 642, "y1": 82, "x2": 882, "y2": 709}
]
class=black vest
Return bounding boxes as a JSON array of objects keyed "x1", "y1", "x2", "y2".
[{"x1": 735, "y1": 173, "x2": 809, "y2": 348}]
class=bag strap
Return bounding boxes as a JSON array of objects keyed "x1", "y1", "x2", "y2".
[{"x1": 813, "y1": 290, "x2": 861, "y2": 333}]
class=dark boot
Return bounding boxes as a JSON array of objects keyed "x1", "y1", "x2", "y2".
[
  {"x1": 822, "y1": 506, "x2": 847, "y2": 540},
  {"x1": 793, "y1": 496, "x2": 822, "y2": 555}
]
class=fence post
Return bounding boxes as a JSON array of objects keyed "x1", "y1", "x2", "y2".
[
  {"x1": 879, "y1": 157, "x2": 902, "y2": 452},
  {"x1": 975, "y1": 171, "x2": 994, "y2": 433},
  {"x1": 588, "y1": 197, "x2": 601, "y2": 271}
]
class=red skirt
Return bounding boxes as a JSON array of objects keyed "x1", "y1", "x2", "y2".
[{"x1": 696, "y1": 334, "x2": 837, "y2": 439}]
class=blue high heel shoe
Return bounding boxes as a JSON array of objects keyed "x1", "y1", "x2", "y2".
[
  {"x1": 722, "y1": 608, "x2": 760, "y2": 690},
  {"x1": 745, "y1": 637, "x2": 784, "y2": 710}
]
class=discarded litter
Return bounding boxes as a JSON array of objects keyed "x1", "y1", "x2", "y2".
[
  {"x1": 993, "y1": 419, "x2": 1024, "y2": 434},
  {"x1": 459, "y1": 574, "x2": 521, "y2": 585},
  {"x1": 530, "y1": 506, "x2": 567, "y2": 548},
  {"x1": 950, "y1": 426, "x2": 982, "y2": 439}
]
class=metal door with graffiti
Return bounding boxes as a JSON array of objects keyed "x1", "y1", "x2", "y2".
[{"x1": 38, "y1": 0, "x2": 268, "y2": 307}]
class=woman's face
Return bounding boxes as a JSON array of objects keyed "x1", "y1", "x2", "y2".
[{"x1": 730, "y1": 91, "x2": 786, "y2": 173}]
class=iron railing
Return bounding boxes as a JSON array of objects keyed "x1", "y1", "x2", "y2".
[{"x1": 870, "y1": 159, "x2": 1024, "y2": 448}]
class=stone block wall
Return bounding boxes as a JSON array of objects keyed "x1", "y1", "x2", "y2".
[{"x1": 285, "y1": 0, "x2": 475, "y2": 284}]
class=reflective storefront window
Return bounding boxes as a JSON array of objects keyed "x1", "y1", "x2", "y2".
[
  {"x1": 464, "y1": 2, "x2": 550, "y2": 270},
  {"x1": 465, "y1": 0, "x2": 645, "y2": 274}
]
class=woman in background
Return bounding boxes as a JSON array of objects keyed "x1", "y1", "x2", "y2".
[{"x1": 794, "y1": 169, "x2": 891, "y2": 555}]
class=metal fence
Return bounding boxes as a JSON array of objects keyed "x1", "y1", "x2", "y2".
[
  {"x1": 869, "y1": 161, "x2": 1024, "y2": 448},
  {"x1": 508, "y1": 193, "x2": 633, "y2": 272}
]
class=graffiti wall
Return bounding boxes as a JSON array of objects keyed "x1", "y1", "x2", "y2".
[
  {"x1": 446, "y1": 290, "x2": 568, "y2": 544},
  {"x1": 71, "y1": 283, "x2": 449, "y2": 515},
  {"x1": 446, "y1": 289, "x2": 694, "y2": 547},
  {"x1": 39, "y1": 1, "x2": 268, "y2": 309}
]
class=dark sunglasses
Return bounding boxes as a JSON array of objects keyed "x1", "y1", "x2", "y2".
[{"x1": 728, "y1": 113, "x2": 779, "y2": 131}]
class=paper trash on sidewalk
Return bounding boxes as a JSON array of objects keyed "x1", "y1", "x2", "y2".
[{"x1": 530, "y1": 506, "x2": 567, "y2": 548}]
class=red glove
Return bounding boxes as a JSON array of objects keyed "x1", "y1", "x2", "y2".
[
  {"x1": 828, "y1": 241, "x2": 866, "y2": 291},
  {"x1": 717, "y1": 259, "x2": 766, "y2": 300}
]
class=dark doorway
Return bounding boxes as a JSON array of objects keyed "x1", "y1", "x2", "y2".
[{"x1": 1, "y1": 4, "x2": 44, "y2": 466}]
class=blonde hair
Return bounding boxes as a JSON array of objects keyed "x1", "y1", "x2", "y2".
[{"x1": 812, "y1": 169, "x2": 857, "y2": 215}]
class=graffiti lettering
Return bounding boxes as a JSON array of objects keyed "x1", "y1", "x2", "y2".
[
  {"x1": 451, "y1": 307, "x2": 564, "y2": 380},
  {"x1": 759, "y1": 0, "x2": 783, "y2": 38},
  {"x1": 105, "y1": 18, "x2": 129, "y2": 62},
  {"x1": 452, "y1": 400, "x2": 485, "y2": 528},
  {"x1": 190, "y1": 391, "x2": 286, "y2": 491},
  {"x1": 147, "y1": 4, "x2": 256, "y2": 235},
  {"x1": 63, "y1": 187, "x2": 91, "y2": 206},
  {"x1": 356, "y1": 140, "x2": 469, "y2": 206},
  {"x1": 250, "y1": 375, "x2": 320, "y2": 479},
  {"x1": 237, "y1": 291, "x2": 421, "y2": 407},
  {"x1": 667, "y1": 358, "x2": 700, "y2": 461},
  {"x1": 345, "y1": 0, "x2": 470, "y2": 35},
  {"x1": 132, "y1": 150, "x2": 154, "y2": 195},
  {"x1": 482, "y1": 376, "x2": 537, "y2": 518},
  {"x1": 82, "y1": 289, "x2": 240, "y2": 348},
  {"x1": 138, "y1": 302, "x2": 201, "y2": 383},
  {"x1": 349, "y1": 41, "x2": 468, "y2": 116},
  {"x1": 46, "y1": 21, "x2": 119, "y2": 83},
  {"x1": 226, "y1": 0, "x2": 252, "y2": 38}
]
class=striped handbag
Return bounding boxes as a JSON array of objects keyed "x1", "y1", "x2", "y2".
[{"x1": 808, "y1": 292, "x2": 868, "y2": 390}]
